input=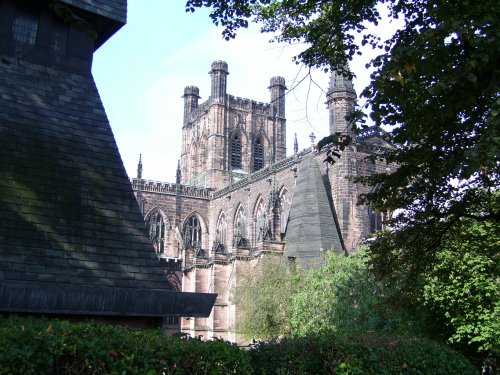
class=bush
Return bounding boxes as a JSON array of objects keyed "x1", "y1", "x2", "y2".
[
  {"x1": 0, "y1": 316, "x2": 252, "y2": 374},
  {"x1": 249, "y1": 332, "x2": 479, "y2": 374},
  {"x1": 0, "y1": 317, "x2": 478, "y2": 374}
]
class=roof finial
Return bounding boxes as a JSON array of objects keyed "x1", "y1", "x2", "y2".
[
  {"x1": 309, "y1": 132, "x2": 316, "y2": 145},
  {"x1": 294, "y1": 133, "x2": 298, "y2": 154},
  {"x1": 137, "y1": 153, "x2": 143, "y2": 179},
  {"x1": 176, "y1": 159, "x2": 181, "y2": 184}
]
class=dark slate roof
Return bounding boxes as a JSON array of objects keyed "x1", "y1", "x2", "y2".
[
  {"x1": 0, "y1": 58, "x2": 215, "y2": 317},
  {"x1": 60, "y1": 0, "x2": 126, "y2": 23},
  {"x1": 284, "y1": 154, "x2": 344, "y2": 269},
  {"x1": 58, "y1": 0, "x2": 126, "y2": 49}
]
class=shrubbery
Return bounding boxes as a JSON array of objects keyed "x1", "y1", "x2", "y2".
[
  {"x1": 249, "y1": 333, "x2": 478, "y2": 374},
  {"x1": 0, "y1": 317, "x2": 478, "y2": 374},
  {"x1": 0, "y1": 316, "x2": 251, "y2": 374}
]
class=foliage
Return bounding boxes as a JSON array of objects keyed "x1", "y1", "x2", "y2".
[
  {"x1": 185, "y1": 0, "x2": 500, "y2": 226},
  {"x1": 370, "y1": 217, "x2": 500, "y2": 353},
  {"x1": 288, "y1": 250, "x2": 428, "y2": 337},
  {"x1": 0, "y1": 316, "x2": 477, "y2": 375},
  {"x1": 233, "y1": 254, "x2": 297, "y2": 340},
  {"x1": 185, "y1": 0, "x2": 499, "y2": 357},
  {"x1": 422, "y1": 219, "x2": 500, "y2": 352},
  {"x1": 0, "y1": 316, "x2": 252, "y2": 375},
  {"x1": 249, "y1": 332, "x2": 478, "y2": 374}
]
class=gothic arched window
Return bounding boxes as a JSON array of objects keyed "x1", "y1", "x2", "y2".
[
  {"x1": 148, "y1": 212, "x2": 165, "y2": 254},
  {"x1": 184, "y1": 215, "x2": 202, "y2": 250},
  {"x1": 253, "y1": 138, "x2": 264, "y2": 171},
  {"x1": 234, "y1": 206, "x2": 247, "y2": 247},
  {"x1": 254, "y1": 199, "x2": 267, "y2": 241},
  {"x1": 231, "y1": 134, "x2": 242, "y2": 170},
  {"x1": 369, "y1": 209, "x2": 383, "y2": 233},
  {"x1": 279, "y1": 189, "x2": 291, "y2": 238},
  {"x1": 214, "y1": 213, "x2": 227, "y2": 253}
]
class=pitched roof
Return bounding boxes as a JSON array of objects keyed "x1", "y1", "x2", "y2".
[
  {"x1": 284, "y1": 153, "x2": 344, "y2": 268},
  {"x1": 0, "y1": 58, "x2": 215, "y2": 318}
]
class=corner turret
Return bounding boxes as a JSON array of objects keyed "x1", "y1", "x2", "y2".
[
  {"x1": 326, "y1": 69, "x2": 357, "y2": 136},
  {"x1": 183, "y1": 86, "x2": 200, "y2": 125},
  {"x1": 209, "y1": 60, "x2": 229, "y2": 101},
  {"x1": 269, "y1": 76, "x2": 286, "y2": 118}
]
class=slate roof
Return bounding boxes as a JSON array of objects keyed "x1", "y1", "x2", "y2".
[
  {"x1": 59, "y1": 0, "x2": 127, "y2": 49},
  {"x1": 60, "y1": 0, "x2": 126, "y2": 23},
  {"x1": 284, "y1": 154, "x2": 344, "y2": 269},
  {"x1": 0, "y1": 58, "x2": 215, "y2": 317}
]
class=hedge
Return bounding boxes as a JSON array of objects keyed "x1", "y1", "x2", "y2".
[{"x1": 0, "y1": 317, "x2": 478, "y2": 374}]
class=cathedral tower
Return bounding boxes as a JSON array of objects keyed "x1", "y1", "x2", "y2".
[{"x1": 180, "y1": 61, "x2": 287, "y2": 190}]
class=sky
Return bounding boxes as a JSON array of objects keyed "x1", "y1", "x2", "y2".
[{"x1": 92, "y1": 1, "x2": 384, "y2": 182}]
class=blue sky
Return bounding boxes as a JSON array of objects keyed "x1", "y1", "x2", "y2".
[{"x1": 92, "y1": 1, "x2": 384, "y2": 182}]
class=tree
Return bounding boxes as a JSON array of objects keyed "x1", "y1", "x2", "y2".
[
  {"x1": 422, "y1": 219, "x2": 499, "y2": 352},
  {"x1": 186, "y1": 0, "x2": 499, "y2": 229},
  {"x1": 288, "y1": 249, "x2": 427, "y2": 337},
  {"x1": 233, "y1": 255, "x2": 297, "y2": 340},
  {"x1": 186, "y1": 0, "x2": 499, "y2": 353}
]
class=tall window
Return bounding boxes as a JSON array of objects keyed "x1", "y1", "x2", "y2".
[
  {"x1": 13, "y1": 9, "x2": 38, "y2": 45},
  {"x1": 255, "y1": 199, "x2": 267, "y2": 241},
  {"x1": 184, "y1": 215, "x2": 202, "y2": 250},
  {"x1": 369, "y1": 209, "x2": 383, "y2": 233},
  {"x1": 148, "y1": 212, "x2": 165, "y2": 254},
  {"x1": 213, "y1": 213, "x2": 227, "y2": 253},
  {"x1": 279, "y1": 190, "x2": 292, "y2": 237},
  {"x1": 254, "y1": 138, "x2": 264, "y2": 171},
  {"x1": 234, "y1": 206, "x2": 247, "y2": 247},
  {"x1": 231, "y1": 135, "x2": 242, "y2": 169}
]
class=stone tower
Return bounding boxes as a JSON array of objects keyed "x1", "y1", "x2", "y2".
[
  {"x1": 181, "y1": 61, "x2": 287, "y2": 190},
  {"x1": 326, "y1": 69, "x2": 357, "y2": 136}
]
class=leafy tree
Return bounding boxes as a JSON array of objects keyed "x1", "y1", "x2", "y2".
[
  {"x1": 233, "y1": 255, "x2": 297, "y2": 340},
  {"x1": 288, "y1": 250, "x2": 427, "y2": 337},
  {"x1": 422, "y1": 219, "x2": 499, "y2": 352},
  {"x1": 186, "y1": 0, "x2": 499, "y2": 354},
  {"x1": 186, "y1": 0, "x2": 499, "y2": 237}
]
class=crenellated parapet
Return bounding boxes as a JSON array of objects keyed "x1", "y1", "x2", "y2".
[{"x1": 131, "y1": 178, "x2": 212, "y2": 199}]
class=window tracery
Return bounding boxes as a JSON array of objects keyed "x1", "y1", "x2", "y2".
[
  {"x1": 233, "y1": 206, "x2": 248, "y2": 247},
  {"x1": 280, "y1": 190, "x2": 292, "y2": 237},
  {"x1": 148, "y1": 211, "x2": 165, "y2": 254},
  {"x1": 183, "y1": 215, "x2": 203, "y2": 252},
  {"x1": 255, "y1": 199, "x2": 271, "y2": 241},
  {"x1": 213, "y1": 213, "x2": 227, "y2": 253}
]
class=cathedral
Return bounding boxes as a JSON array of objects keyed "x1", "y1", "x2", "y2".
[{"x1": 131, "y1": 60, "x2": 393, "y2": 341}]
